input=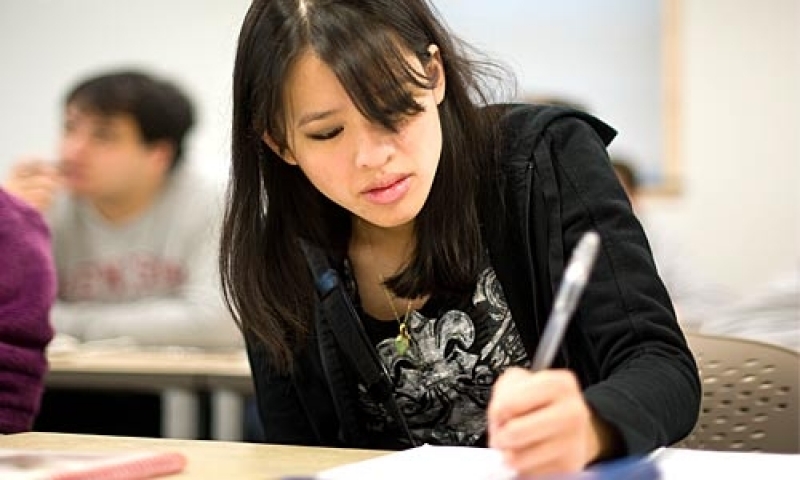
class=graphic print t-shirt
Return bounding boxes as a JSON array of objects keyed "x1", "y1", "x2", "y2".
[{"x1": 347, "y1": 263, "x2": 531, "y2": 447}]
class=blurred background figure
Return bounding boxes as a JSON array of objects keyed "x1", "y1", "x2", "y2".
[
  {"x1": 611, "y1": 158, "x2": 733, "y2": 331},
  {"x1": 0, "y1": 187, "x2": 55, "y2": 433},
  {"x1": 3, "y1": 69, "x2": 241, "y2": 437},
  {"x1": 4, "y1": 69, "x2": 239, "y2": 348},
  {"x1": 700, "y1": 266, "x2": 800, "y2": 352}
]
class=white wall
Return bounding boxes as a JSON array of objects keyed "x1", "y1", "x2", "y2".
[
  {"x1": 646, "y1": 0, "x2": 799, "y2": 293},
  {"x1": 1, "y1": 0, "x2": 797, "y2": 294},
  {"x1": 432, "y1": 0, "x2": 666, "y2": 185}
]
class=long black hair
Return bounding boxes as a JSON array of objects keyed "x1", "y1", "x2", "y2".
[{"x1": 222, "y1": 0, "x2": 508, "y2": 372}]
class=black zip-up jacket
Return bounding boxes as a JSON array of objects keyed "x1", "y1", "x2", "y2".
[{"x1": 247, "y1": 104, "x2": 701, "y2": 456}]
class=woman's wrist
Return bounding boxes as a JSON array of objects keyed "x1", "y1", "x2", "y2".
[{"x1": 586, "y1": 410, "x2": 623, "y2": 463}]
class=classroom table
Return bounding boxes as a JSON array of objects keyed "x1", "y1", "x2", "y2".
[
  {"x1": 0, "y1": 432, "x2": 388, "y2": 479},
  {"x1": 46, "y1": 347, "x2": 254, "y2": 440},
  {"x1": 4, "y1": 432, "x2": 800, "y2": 479}
]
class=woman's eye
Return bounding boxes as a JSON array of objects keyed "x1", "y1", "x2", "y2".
[{"x1": 308, "y1": 126, "x2": 343, "y2": 141}]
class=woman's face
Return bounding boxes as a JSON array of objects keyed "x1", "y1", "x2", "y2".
[{"x1": 268, "y1": 46, "x2": 446, "y2": 230}]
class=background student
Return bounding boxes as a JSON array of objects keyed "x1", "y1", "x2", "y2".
[
  {"x1": 3, "y1": 69, "x2": 241, "y2": 437},
  {"x1": 4, "y1": 70, "x2": 239, "y2": 349}
]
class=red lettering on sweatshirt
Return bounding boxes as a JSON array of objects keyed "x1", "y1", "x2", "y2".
[{"x1": 61, "y1": 255, "x2": 185, "y2": 301}]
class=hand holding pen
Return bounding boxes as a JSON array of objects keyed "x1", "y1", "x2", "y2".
[{"x1": 487, "y1": 231, "x2": 608, "y2": 477}]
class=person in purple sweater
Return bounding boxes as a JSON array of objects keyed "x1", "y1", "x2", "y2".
[{"x1": 0, "y1": 187, "x2": 55, "y2": 433}]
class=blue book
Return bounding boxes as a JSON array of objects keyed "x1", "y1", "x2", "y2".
[{"x1": 529, "y1": 456, "x2": 659, "y2": 480}]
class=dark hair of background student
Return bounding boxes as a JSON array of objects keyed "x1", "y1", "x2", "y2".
[
  {"x1": 221, "y1": 0, "x2": 506, "y2": 371},
  {"x1": 610, "y1": 158, "x2": 640, "y2": 195},
  {"x1": 65, "y1": 70, "x2": 195, "y2": 170}
]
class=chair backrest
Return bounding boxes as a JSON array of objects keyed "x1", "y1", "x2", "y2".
[{"x1": 677, "y1": 332, "x2": 800, "y2": 453}]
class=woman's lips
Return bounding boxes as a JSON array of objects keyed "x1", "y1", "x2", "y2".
[{"x1": 363, "y1": 175, "x2": 412, "y2": 205}]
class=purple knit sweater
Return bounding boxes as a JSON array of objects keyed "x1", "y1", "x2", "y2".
[{"x1": 0, "y1": 188, "x2": 55, "y2": 433}]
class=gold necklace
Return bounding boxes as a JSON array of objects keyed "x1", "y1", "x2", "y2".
[
  {"x1": 378, "y1": 274, "x2": 412, "y2": 355},
  {"x1": 361, "y1": 223, "x2": 414, "y2": 355}
]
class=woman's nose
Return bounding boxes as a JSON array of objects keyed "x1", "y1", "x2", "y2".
[{"x1": 354, "y1": 122, "x2": 397, "y2": 169}]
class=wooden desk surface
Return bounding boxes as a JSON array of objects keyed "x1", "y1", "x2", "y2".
[
  {"x1": 46, "y1": 348, "x2": 253, "y2": 392},
  {"x1": 0, "y1": 432, "x2": 388, "y2": 479},
  {"x1": 48, "y1": 349, "x2": 250, "y2": 376}
]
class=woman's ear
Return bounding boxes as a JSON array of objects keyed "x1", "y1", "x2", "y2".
[
  {"x1": 262, "y1": 133, "x2": 297, "y2": 165},
  {"x1": 426, "y1": 44, "x2": 446, "y2": 106}
]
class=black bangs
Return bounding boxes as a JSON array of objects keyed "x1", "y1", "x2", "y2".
[
  {"x1": 309, "y1": 7, "x2": 435, "y2": 132},
  {"x1": 68, "y1": 83, "x2": 132, "y2": 117}
]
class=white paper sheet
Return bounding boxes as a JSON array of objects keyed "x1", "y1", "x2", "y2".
[
  {"x1": 314, "y1": 445, "x2": 800, "y2": 480},
  {"x1": 317, "y1": 444, "x2": 517, "y2": 480},
  {"x1": 656, "y1": 448, "x2": 800, "y2": 480}
]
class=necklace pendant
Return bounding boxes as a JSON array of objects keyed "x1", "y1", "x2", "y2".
[
  {"x1": 395, "y1": 321, "x2": 410, "y2": 355},
  {"x1": 395, "y1": 333, "x2": 410, "y2": 355}
]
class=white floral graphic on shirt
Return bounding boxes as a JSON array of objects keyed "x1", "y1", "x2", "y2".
[{"x1": 358, "y1": 267, "x2": 529, "y2": 446}]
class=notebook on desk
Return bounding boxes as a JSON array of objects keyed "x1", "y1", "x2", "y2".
[{"x1": 0, "y1": 448, "x2": 186, "y2": 480}]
